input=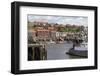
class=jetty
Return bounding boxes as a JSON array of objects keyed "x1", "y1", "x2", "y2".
[{"x1": 28, "y1": 44, "x2": 47, "y2": 61}]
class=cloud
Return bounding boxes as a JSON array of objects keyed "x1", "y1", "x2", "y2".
[{"x1": 28, "y1": 15, "x2": 88, "y2": 26}]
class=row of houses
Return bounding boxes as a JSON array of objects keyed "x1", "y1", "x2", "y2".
[
  {"x1": 28, "y1": 21, "x2": 88, "y2": 43},
  {"x1": 28, "y1": 28, "x2": 87, "y2": 43},
  {"x1": 28, "y1": 21, "x2": 82, "y2": 28}
]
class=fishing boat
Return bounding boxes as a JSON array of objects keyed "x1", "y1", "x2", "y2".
[
  {"x1": 67, "y1": 42, "x2": 88, "y2": 57},
  {"x1": 49, "y1": 39, "x2": 55, "y2": 44}
]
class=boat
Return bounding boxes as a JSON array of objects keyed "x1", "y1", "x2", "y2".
[
  {"x1": 67, "y1": 42, "x2": 88, "y2": 57},
  {"x1": 49, "y1": 39, "x2": 55, "y2": 44}
]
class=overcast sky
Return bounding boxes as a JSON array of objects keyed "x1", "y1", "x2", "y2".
[{"x1": 28, "y1": 14, "x2": 88, "y2": 26}]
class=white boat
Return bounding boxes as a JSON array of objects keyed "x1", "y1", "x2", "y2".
[
  {"x1": 74, "y1": 42, "x2": 87, "y2": 51},
  {"x1": 49, "y1": 39, "x2": 55, "y2": 44},
  {"x1": 68, "y1": 42, "x2": 88, "y2": 57}
]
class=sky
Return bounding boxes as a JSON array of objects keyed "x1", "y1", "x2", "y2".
[{"x1": 28, "y1": 14, "x2": 88, "y2": 26}]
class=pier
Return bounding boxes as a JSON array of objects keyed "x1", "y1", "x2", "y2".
[{"x1": 28, "y1": 44, "x2": 47, "y2": 61}]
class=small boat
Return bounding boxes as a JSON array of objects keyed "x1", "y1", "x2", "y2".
[
  {"x1": 67, "y1": 42, "x2": 88, "y2": 57},
  {"x1": 49, "y1": 39, "x2": 55, "y2": 44}
]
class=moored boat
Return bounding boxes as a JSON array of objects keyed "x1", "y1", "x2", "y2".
[{"x1": 67, "y1": 42, "x2": 88, "y2": 57}]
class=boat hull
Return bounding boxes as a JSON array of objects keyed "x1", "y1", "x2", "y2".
[{"x1": 67, "y1": 48, "x2": 88, "y2": 57}]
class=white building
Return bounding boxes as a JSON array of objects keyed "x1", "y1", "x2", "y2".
[{"x1": 56, "y1": 32, "x2": 60, "y2": 37}]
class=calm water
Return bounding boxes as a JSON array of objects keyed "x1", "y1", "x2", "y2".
[{"x1": 45, "y1": 43, "x2": 83, "y2": 60}]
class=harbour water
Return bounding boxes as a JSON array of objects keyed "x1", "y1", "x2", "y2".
[{"x1": 45, "y1": 42, "x2": 84, "y2": 60}]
